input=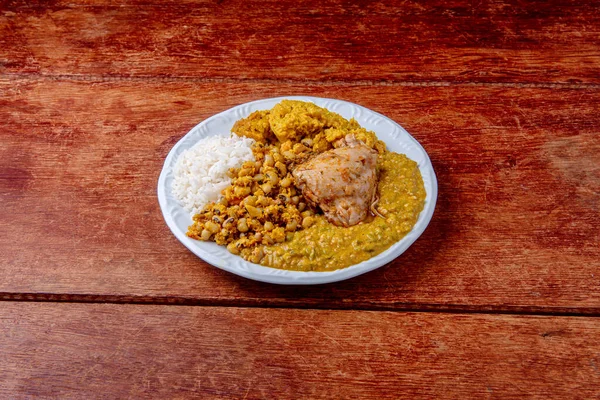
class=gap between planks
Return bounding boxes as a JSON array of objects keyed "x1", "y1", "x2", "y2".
[
  {"x1": 3, "y1": 72, "x2": 600, "y2": 90},
  {"x1": 1, "y1": 292, "x2": 599, "y2": 318}
]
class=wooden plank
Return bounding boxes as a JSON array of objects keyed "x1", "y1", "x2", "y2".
[
  {"x1": 1, "y1": 302, "x2": 599, "y2": 398},
  {"x1": 2, "y1": 0, "x2": 600, "y2": 84},
  {"x1": 1, "y1": 77, "x2": 599, "y2": 313}
]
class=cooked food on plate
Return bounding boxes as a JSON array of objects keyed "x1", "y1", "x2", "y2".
[
  {"x1": 172, "y1": 135, "x2": 255, "y2": 215},
  {"x1": 172, "y1": 100, "x2": 426, "y2": 271},
  {"x1": 293, "y1": 134, "x2": 379, "y2": 228}
]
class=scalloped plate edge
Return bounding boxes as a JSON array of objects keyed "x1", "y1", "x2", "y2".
[{"x1": 157, "y1": 96, "x2": 438, "y2": 285}]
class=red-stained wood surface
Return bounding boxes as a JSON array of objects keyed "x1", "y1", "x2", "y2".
[
  {"x1": 1, "y1": 77, "x2": 598, "y2": 313},
  {"x1": 1, "y1": 0, "x2": 600, "y2": 84},
  {"x1": 2, "y1": 1, "x2": 600, "y2": 398},
  {"x1": 1, "y1": 302, "x2": 600, "y2": 399}
]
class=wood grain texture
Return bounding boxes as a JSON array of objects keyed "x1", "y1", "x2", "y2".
[
  {"x1": 1, "y1": 77, "x2": 598, "y2": 312},
  {"x1": 1, "y1": 0, "x2": 600, "y2": 84},
  {"x1": 1, "y1": 302, "x2": 599, "y2": 399}
]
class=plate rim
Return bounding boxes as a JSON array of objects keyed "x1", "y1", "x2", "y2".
[{"x1": 157, "y1": 95, "x2": 438, "y2": 285}]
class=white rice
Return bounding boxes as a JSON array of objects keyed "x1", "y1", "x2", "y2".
[{"x1": 172, "y1": 135, "x2": 255, "y2": 215}]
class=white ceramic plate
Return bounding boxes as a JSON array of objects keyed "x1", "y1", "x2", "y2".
[{"x1": 158, "y1": 96, "x2": 437, "y2": 285}]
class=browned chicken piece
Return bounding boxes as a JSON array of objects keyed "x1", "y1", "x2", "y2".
[{"x1": 292, "y1": 135, "x2": 379, "y2": 227}]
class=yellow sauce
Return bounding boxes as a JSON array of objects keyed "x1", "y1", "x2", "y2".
[{"x1": 260, "y1": 152, "x2": 426, "y2": 271}]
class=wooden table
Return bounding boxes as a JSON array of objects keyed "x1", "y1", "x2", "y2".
[{"x1": 1, "y1": 1, "x2": 599, "y2": 398}]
